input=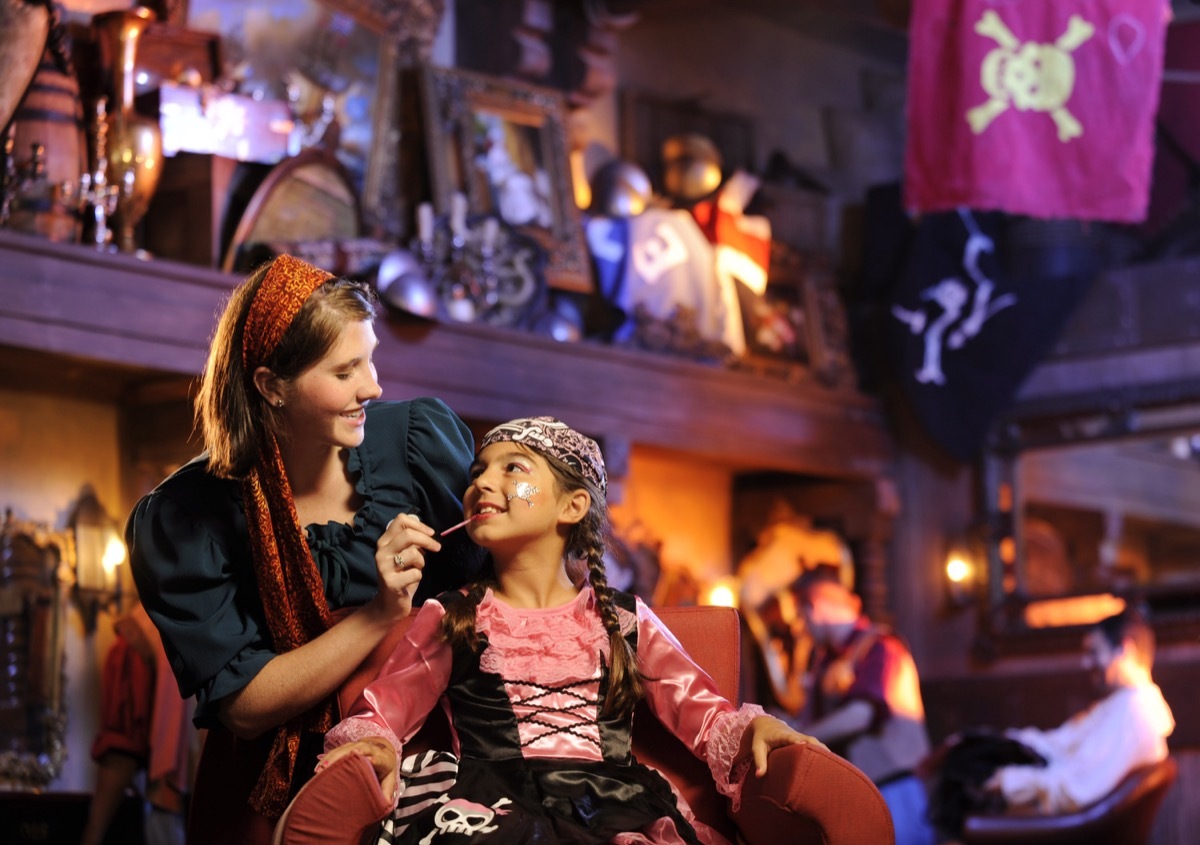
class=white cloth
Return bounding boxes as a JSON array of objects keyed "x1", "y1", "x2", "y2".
[
  {"x1": 994, "y1": 682, "x2": 1175, "y2": 813},
  {"x1": 588, "y1": 208, "x2": 744, "y2": 354}
]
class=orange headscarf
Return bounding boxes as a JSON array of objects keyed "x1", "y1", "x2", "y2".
[{"x1": 240, "y1": 254, "x2": 338, "y2": 818}]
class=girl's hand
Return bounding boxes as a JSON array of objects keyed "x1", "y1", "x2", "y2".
[
  {"x1": 317, "y1": 737, "x2": 399, "y2": 799},
  {"x1": 368, "y1": 513, "x2": 441, "y2": 621},
  {"x1": 740, "y1": 714, "x2": 827, "y2": 777}
]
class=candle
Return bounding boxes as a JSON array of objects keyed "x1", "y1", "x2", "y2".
[
  {"x1": 450, "y1": 192, "x2": 467, "y2": 238},
  {"x1": 417, "y1": 203, "x2": 433, "y2": 245},
  {"x1": 482, "y1": 217, "x2": 500, "y2": 251}
]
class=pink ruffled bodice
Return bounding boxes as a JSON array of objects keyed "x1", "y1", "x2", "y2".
[{"x1": 476, "y1": 588, "x2": 608, "y2": 681}]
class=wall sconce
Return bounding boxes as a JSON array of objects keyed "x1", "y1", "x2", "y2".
[
  {"x1": 944, "y1": 534, "x2": 982, "y2": 608},
  {"x1": 68, "y1": 488, "x2": 126, "y2": 632}
]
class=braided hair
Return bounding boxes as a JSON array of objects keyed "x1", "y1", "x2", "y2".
[{"x1": 440, "y1": 452, "x2": 645, "y2": 718}]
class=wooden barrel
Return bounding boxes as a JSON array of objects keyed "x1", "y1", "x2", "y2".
[
  {"x1": 10, "y1": 54, "x2": 87, "y2": 192},
  {"x1": 0, "y1": 0, "x2": 51, "y2": 132}
]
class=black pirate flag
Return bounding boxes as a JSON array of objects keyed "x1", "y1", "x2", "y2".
[{"x1": 886, "y1": 209, "x2": 1099, "y2": 461}]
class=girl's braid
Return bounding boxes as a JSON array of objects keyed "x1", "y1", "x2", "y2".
[
  {"x1": 577, "y1": 507, "x2": 645, "y2": 717},
  {"x1": 441, "y1": 573, "x2": 494, "y2": 652}
]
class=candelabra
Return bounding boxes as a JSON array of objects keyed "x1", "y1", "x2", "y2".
[
  {"x1": 78, "y1": 98, "x2": 120, "y2": 248},
  {"x1": 403, "y1": 199, "x2": 546, "y2": 330}
]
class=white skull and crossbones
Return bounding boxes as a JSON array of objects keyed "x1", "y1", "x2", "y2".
[
  {"x1": 417, "y1": 796, "x2": 512, "y2": 844},
  {"x1": 890, "y1": 210, "x2": 1017, "y2": 386}
]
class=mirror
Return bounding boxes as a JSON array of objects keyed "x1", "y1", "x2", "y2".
[
  {"x1": 0, "y1": 509, "x2": 70, "y2": 789},
  {"x1": 976, "y1": 401, "x2": 1200, "y2": 657}
]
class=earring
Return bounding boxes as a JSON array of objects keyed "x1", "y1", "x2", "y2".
[{"x1": 276, "y1": 399, "x2": 284, "y2": 408}]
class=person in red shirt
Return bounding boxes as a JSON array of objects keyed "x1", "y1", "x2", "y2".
[
  {"x1": 81, "y1": 601, "x2": 200, "y2": 845},
  {"x1": 789, "y1": 565, "x2": 936, "y2": 845}
]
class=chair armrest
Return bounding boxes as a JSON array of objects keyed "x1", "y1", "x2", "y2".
[
  {"x1": 731, "y1": 743, "x2": 895, "y2": 845},
  {"x1": 273, "y1": 754, "x2": 391, "y2": 845}
]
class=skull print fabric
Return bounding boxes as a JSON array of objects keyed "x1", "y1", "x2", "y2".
[{"x1": 904, "y1": 0, "x2": 1170, "y2": 222}]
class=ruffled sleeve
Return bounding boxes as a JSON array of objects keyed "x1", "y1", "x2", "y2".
[
  {"x1": 354, "y1": 399, "x2": 485, "y2": 602},
  {"x1": 126, "y1": 459, "x2": 274, "y2": 726},
  {"x1": 325, "y1": 599, "x2": 453, "y2": 757},
  {"x1": 635, "y1": 599, "x2": 764, "y2": 808}
]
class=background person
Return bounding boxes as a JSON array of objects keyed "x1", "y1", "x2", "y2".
[
  {"x1": 127, "y1": 254, "x2": 484, "y2": 843},
  {"x1": 788, "y1": 564, "x2": 936, "y2": 845},
  {"x1": 985, "y1": 607, "x2": 1174, "y2": 813},
  {"x1": 81, "y1": 600, "x2": 200, "y2": 845}
]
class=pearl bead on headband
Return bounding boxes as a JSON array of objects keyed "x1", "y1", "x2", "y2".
[{"x1": 480, "y1": 416, "x2": 607, "y2": 495}]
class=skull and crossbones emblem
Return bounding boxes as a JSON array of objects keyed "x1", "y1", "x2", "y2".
[
  {"x1": 417, "y1": 796, "x2": 512, "y2": 843},
  {"x1": 890, "y1": 210, "x2": 1017, "y2": 387},
  {"x1": 966, "y1": 10, "x2": 1095, "y2": 142}
]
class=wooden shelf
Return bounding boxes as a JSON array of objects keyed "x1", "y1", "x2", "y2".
[
  {"x1": 1013, "y1": 255, "x2": 1200, "y2": 418},
  {"x1": 0, "y1": 229, "x2": 895, "y2": 480}
]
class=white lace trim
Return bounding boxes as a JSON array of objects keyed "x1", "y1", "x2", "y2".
[
  {"x1": 324, "y1": 715, "x2": 402, "y2": 755},
  {"x1": 705, "y1": 703, "x2": 766, "y2": 811}
]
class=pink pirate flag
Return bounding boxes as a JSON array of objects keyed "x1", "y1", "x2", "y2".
[{"x1": 904, "y1": 0, "x2": 1171, "y2": 223}]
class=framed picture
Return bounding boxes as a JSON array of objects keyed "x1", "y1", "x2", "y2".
[
  {"x1": 419, "y1": 65, "x2": 591, "y2": 292},
  {"x1": 186, "y1": 0, "x2": 410, "y2": 237}
]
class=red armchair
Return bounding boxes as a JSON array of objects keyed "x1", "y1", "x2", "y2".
[{"x1": 274, "y1": 604, "x2": 894, "y2": 845}]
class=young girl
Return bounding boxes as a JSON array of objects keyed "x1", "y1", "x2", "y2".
[{"x1": 319, "y1": 415, "x2": 820, "y2": 844}]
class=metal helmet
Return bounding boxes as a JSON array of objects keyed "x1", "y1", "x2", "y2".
[
  {"x1": 589, "y1": 159, "x2": 653, "y2": 218},
  {"x1": 661, "y1": 133, "x2": 723, "y2": 203}
]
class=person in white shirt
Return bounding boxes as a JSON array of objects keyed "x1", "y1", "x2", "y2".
[{"x1": 986, "y1": 608, "x2": 1175, "y2": 814}]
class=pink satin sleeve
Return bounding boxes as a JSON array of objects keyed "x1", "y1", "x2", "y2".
[
  {"x1": 324, "y1": 600, "x2": 453, "y2": 756},
  {"x1": 635, "y1": 600, "x2": 763, "y2": 805}
]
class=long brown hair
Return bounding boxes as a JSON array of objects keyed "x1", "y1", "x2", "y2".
[
  {"x1": 441, "y1": 453, "x2": 645, "y2": 718},
  {"x1": 195, "y1": 269, "x2": 377, "y2": 479}
]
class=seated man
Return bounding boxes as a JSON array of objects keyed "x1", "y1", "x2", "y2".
[{"x1": 985, "y1": 607, "x2": 1175, "y2": 814}]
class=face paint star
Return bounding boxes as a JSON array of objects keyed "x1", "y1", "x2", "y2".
[{"x1": 507, "y1": 481, "x2": 539, "y2": 507}]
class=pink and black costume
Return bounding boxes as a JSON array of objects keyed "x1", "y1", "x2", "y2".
[{"x1": 325, "y1": 587, "x2": 764, "y2": 844}]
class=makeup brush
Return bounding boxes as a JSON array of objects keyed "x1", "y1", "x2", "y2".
[{"x1": 440, "y1": 515, "x2": 480, "y2": 537}]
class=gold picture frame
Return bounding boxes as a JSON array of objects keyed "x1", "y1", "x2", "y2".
[
  {"x1": 419, "y1": 65, "x2": 591, "y2": 292},
  {"x1": 317, "y1": 2, "x2": 446, "y2": 239},
  {"x1": 736, "y1": 244, "x2": 854, "y2": 389},
  {"x1": 187, "y1": 0, "x2": 409, "y2": 237}
]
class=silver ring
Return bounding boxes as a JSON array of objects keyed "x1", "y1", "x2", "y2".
[{"x1": 393, "y1": 549, "x2": 407, "y2": 570}]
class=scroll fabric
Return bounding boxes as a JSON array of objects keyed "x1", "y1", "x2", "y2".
[{"x1": 904, "y1": 0, "x2": 1171, "y2": 223}]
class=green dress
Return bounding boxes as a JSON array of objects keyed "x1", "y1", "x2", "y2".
[{"x1": 127, "y1": 397, "x2": 484, "y2": 725}]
